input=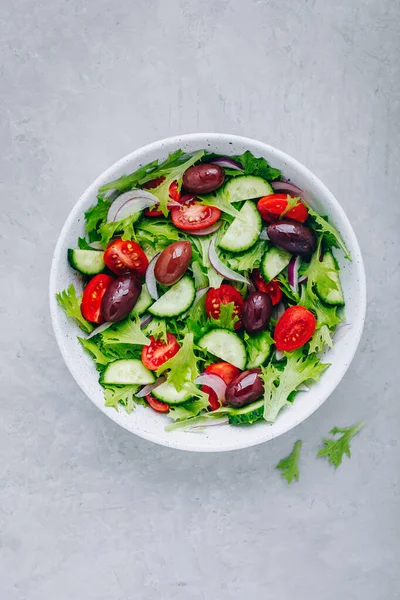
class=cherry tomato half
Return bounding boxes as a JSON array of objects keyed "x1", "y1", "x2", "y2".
[
  {"x1": 257, "y1": 194, "x2": 308, "y2": 223},
  {"x1": 201, "y1": 362, "x2": 241, "y2": 410},
  {"x1": 104, "y1": 239, "x2": 149, "y2": 277},
  {"x1": 143, "y1": 178, "x2": 180, "y2": 217},
  {"x1": 146, "y1": 394, "x2": 170, "y2": 413},
  {"x1": 171, "y1": 201, "x2": 221, "y2": 231},
  {"x1": 252, "y1": 270, "x2": 283, "y2": 305},
  {"x1": 81, "y1": 274, "x2": 114, "y2": 324},
  {"x1": 205, "y1": 285, "x2": 244, "y2": 330},
  {"x1": 141, "y1": 333, "x2": 180, "y2": 371},
  {"x1": 274, "y1": 306, "x2": 316, "y2": 351}
]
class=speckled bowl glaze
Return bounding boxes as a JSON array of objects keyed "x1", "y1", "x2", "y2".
[{"x1": 49, "y1": 134, "x2": 366, "y2": 452}]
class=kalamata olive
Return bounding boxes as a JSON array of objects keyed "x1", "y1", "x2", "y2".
[
  {"x1": 182, "y1": 163, "x2": 225, "y2": 194},
  {"x1": 267, "y1": 219, "x2": 316, "y2": 256},
  {"x1": 226, "y1": 369, "x2": 264, "y2": 408},
  {"x1": 101, "y1": 273, "x2": 142, "y2": 322},
  {"x1": 243, "y1": 291, "x2": 272, "y2": 334},
  {"x1": 154, "y1": 241, "x2": 192, "y2": 286}
]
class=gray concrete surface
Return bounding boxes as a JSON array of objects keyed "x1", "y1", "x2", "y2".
[{"x1": 1, "y1": 0, "x2": 399, "y2": 598}]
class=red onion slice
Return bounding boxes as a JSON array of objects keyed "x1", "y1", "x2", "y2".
[
  {"x1": 194, "y1": 373, "x2": 227, "y2": 404},
  {"x1": 259, "y1": 228, "x2": 269, "y2": 241},
  {"x1": 298, "y1": 275, "x2": 308, "y2": 285},
  {"x1": 86, "y1": 321, "x2": 113, "y2": 339},
  {"x1": 271, "y1": 181, "x2": 313, "y2": 204},
  {"x1": 140, "y1": 314, "x2": 153, "y2": 328},
  {"x1": 333, "y1": 323, "x2": 352, "y2": 342},
  {"x1": 288, "y1": 256, "x2": 301, "y2": 293},
  {"x1": 145, "y1": 253, "x2": 160, "y2": 300},
  {"x1": 210, "y1": 157, "x2": 243, "y2": 171},
  {"x1": 136, "y1": 376, "x2": 166, "y2": 398},
  {"x1": 107, "y1": 190, "x2": 159, "y2": 223},
  {"x1": 188, "y1": 222, "x2": 222, "y2": 236},
  {"x1": 208, "y1": 238, "x2": 250, "y2": 285}
]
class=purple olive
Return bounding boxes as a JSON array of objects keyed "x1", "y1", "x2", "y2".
[
  {"x1": 154, "y1": 241, "x2": 192, "y2": 286},
  {"x1": 101, "y1": 273, "x2": 142, "y2": 322},
  {"x1": 243, "y1": 291, "x2": 272, "y2": 334},
  {"x1": 226, "y1": 369, "x2": 264, "y2": 408},
  {"x1": 183, "y1": 164, "x2": 225, "y2": 194},
  {"x1": 267, "y1": 219, "x2": 316, "y2": 256}
]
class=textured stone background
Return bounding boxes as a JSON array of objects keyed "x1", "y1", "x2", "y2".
[{"x1": 1, "y1": 0, "x2": 399, "y2": 598}]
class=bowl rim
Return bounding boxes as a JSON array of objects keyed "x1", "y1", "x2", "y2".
[{"x1": 49, "y1": 133, "x2": 366, "y2": 452}]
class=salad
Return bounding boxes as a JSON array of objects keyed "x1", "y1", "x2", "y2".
[{"x1": 56, "y1": 149, "x2": 350, "y2": 431}]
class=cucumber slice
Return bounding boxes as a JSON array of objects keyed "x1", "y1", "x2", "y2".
[
  {"x1": 219, "y1": 201, "x2": 262, "y2": 253},
  {"x1": 224, "y1": 176, "x2": 273, "y2": 203},
  {"x1": 152, "y1": 381, "x2": 194, "y2": 405},
  {"x1": 315, "y1": 252, "x2": 345, "y2": 306},
  {"x1": 131, "y1": 284, "x2": 153, "y2": 316},
  {"x1": 261, "y1": 246, "x2": 291, "y2": 282},
  {"x1": 148, "y1": 276, "x2": 195, "y2": 318},
  {"x1": 227, "y1": 400, "x2": 264, "y2": 426},
  {"x1": 101, "y1": 359, "x2": 155, "y2": 385},
  {"x1": 68, "y1": 249, "x2": 105, "y2": 275},
  {"x1": 198, "y1": 329, "x2": 247, "y2": 370},
  {"x1": 246, "y1": 331, "x2": 273, "y2": 369}
]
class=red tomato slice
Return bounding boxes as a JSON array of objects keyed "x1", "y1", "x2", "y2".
[
  {"x1": 252, "y1": 270, "x2": 282, "y2": 305},
  {"x1": 81, "y1": 274, "x2": 114, "y2": 324},
  {"x1": 143, "y1": 178, "x2": 180, "y2": 216},
  {"x1": 205, "y1": 285, "x2": 244, "y2": 330},
  {"x1": 141, "y1": 333, "x2": 180, "y2": 371},
  {"x1": 274, "y1": 306, "x2": 316, "y2": 351},
  {"x1": 171, "y1": 201, "x2": 221, "y2": 231},
  {"x1": 257, "y1": 194, "x2": 308, "y2": 223},
  {"x1": 104, "y1": 239, "x2": 149, "y2": 277},
  {"x1": 146, "y1": 394, "x2": 170, "y2": 413},
  {"x1": 201, "y1": 362, "x2": 241, "y2": 410}
]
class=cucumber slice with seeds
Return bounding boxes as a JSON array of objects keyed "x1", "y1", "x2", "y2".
[
  {"x1": 224, "y1": 176, "x2": 273, "y2": 203},
  {"x1": 219, "y1": 201, "x2": 262, "y2": 253},
  {"x1": 101, "y1": 359, "x2": 155, "y2": 386},
  {"x1": 68, "y1": 249, "x2": 105, "y2": 275},
  {"x1": 148, "y1": 276, "x2": 195, "y2": 318},
  {"x1": 261, "y1": 246, "x2": 291, "y2": 282},
  {"x1": 198, "y1": 329, "x2": 247, "y2": 370}
]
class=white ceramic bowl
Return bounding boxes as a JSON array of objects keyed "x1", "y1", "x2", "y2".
[{"x1": 49, "y1": 133, "x2": 366, "y2": 452}]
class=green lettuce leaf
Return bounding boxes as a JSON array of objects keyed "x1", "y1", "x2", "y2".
[
  {"x1": 231, "y1": 150, "x2": 281, "y2": 181},
  {"x1": 98, "y1": 151, "x2": 186, "y2": 195},
  {"x1": 198, "y1": 190, "x2": 242, "y2": 218},
  {"x1": 189, "y1": 236, "x2": 224, "y2": 289},
  {"x1": 143, "y1": 318, "x2": 168, "y2": 344},
  {"x1": 300, "y1": 240, "x2": 342, "y2": 329},
  {"x1": 103, "y1": 384, "x2": 142, "y2": 413},
  {"x1": 227, "y1": 240, "x2": 267, "y2": 272},
  {"x1": 261, "y1": 351, "x2": 330, "y2": 422},
  {"x1": 78, "y1": 337, "x2": 111, "y2": 365},
  {"x1": 276, "y1": 271, "x2": 300, "y2": 304},
  {"x1": 56, "y1": 285, "x2": 93, "y2": 333},
  {"x1": 156, "y1": 333, "x2": 199, "y2": 391},
  {"x1": 276, "y1": 440, "x2": 302, "y2": 483},
  {"x1": 101, "y1": 317, "x2": 150, "y2": 346},
  {"x1": 167, "y1": 395, "x2": 210, "y2": 422},
  {"x1": 317, "y1": 422, "x2": 364, "y2": 468},
  {"x1": 84, "y1": 197, "x2": 111, "y2": 237},
  {"x1": 209, "y1": 302, "x2": 239, "y2": 331},
  {"x1": 304, "y1": 202, "x2": 351, "y2": 260},
  {"x1": 309, "y1": 324, "x2": 334, "y2": 354},
  {"x1": 98, "y1": 215, "x2": 138, "y2": 247},
  {"x1": 150, "y1": 150, "x2": 205, "y2": 216}
]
